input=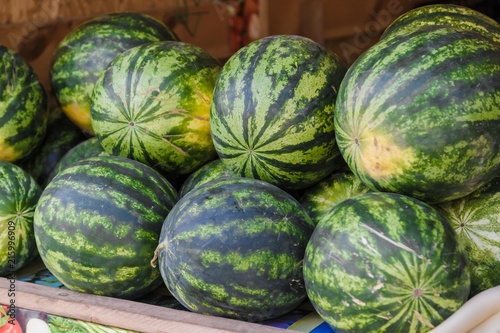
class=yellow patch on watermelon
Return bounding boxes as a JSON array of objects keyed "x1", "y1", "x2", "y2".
[
  {"x1": 0, "y1": 141, "x2": 21, "y2": 162},
  {"x1": 358, "y1": 130, "x2": 416, "y2": 180},
  {"x1": 62, "y1": 103, "x2": 94, "y2": 135}
]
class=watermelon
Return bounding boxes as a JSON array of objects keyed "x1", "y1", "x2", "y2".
[
  {"x1": 17, "y1": 108, "x2": 86, "y2": 188},
  {"x1": 153, "y1": 177, "x2": 314, "y2": 322},
  {"x1": 210, "y1": 35, "x2": 347, "y2": 191},
  {"x1": 299, "y1": 171, "x2": 372, "y2": 226},
  {"x1": 90, "y1": 41, "x2": 221, "y2": 175},
  {"x1": 303, "y1": 191, "x2": 470, "y2": 332},
  {"x1": 334, "y1": 26, "x2": 500, "y2": 204},
  {"x1": 434, "y1": 176, "x2": 500, "y2": 298},
  {"x1": 47, "y1": 137, "x2": 109, "y2": 183},
  {"x1": 34, "y1": 156, "x2": 178, "y2": 299},
  {"x1": 179, "y1": 159, "x2": 239, "y2": 197},
  {"x1": 50, "y1": 12, "x2": 179, "y2": 135},
  {"x1": 0, "y1": 162, "x2": 42, "y2": 276},
  {"x1": 0, "y1": 45, "x2": 48, "y2": 163},
  {"x1": 381, "y1": 4, "x2": 500, "y2": 43}
]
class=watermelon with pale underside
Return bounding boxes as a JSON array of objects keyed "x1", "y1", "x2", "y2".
[
  {"x1": 334, "y1": 25, "x2": 500, "y2": 204},
  {"x1": 50, "y1": 12, "x2": 179, "y2": 135},
  {"x1": 304, "y1": 191, "x2": 470, "y2": 332}
]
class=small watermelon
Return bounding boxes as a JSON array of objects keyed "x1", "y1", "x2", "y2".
[
  {"x1": 0, "y1": 45, "x2": 48, "y2": 162},
  {"x1": 50, "y1": 12, "x2": 179, "y2": 135},
  {"x1": 334, "y1": 25, "x2": 500, "y2": 204},
  {"x1": 210, "y1": 35, "x2": 348, "y2": 190},
  {"x1": 304, "y1": 191, "x2": 470, "y2": 332},
  {"x1": 91, "y1": 41, "x2": 221, "y2": 175},
  {"x1": 179, "y1": 159, "x2": 239, "y2": 197},
  {"x1": 434, "y1": 176, "x2": 500, "y2": 297},
  {"x1": 17, "y1": 108, "x2": 86, "y2": 188},
  {"x1": 0, "y1": 162, "x2": 42, "y2": 276},
  {"x1": 153, "y1": 177, "x2": 314, "y2": 322},
  {"x1": 381, "y1": 4, "x2": 500, "y2": 42},
  {"x1": 299, "y1": 171, "x2": 372, "y2": 225},
  {"x1": 34, "y1": 156, "x2": 178, "y2": 299}
]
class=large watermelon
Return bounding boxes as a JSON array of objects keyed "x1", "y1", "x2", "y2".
[
  {"x1": 210, "y1": 35, "x2": 347, "y2": 190},
  {"x1": 0, "y1": 45, "x2": 48, "y2": 162},
  {"x1": 334, "y1": 26, "x2": 500, "y2": 204},
  {"x1": 0, "y1": 162, "x2": 42, "y2": 276},
  {"x1": 304, "y1": 191, "x2": 470, "y2": 332},
  {"x1": 91, "y1": 41, "x2": 221, "y2": 175},
  {"x1": 34, "y1": 156, "x2": 178, "y2": 299},
  {"x1": 299, "y1": 171, "x2": 372, "y2": 226},
  {"x1": 434, "y1": 176, "x2": 500, "y2": 297},
  {"x1": 153, "y1": 177, "x2": 314, "y2": 322},
  {"x1": 50, "y1": 12, "x2": 179, "y2": 135},
  {"x1": 381, "y1": 4, "x2": 500, "y2": 42}
]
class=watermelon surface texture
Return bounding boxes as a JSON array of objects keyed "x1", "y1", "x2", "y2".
[
  {"x1": 381, "y1": 4, "x2": 500, "y2": 43},
  {"x1": 304, "y1": 191, "x2": 470, "y2": 333},
  {"x1": 50, "y1": 12, "x2": 179, "y2": 135},
  {"x1": 0, "y1": 45, "x2": 48, "y2": 162},
  {"x1": 154, "y1": 177, "x2": 315, "y2": 322},
  {"x1": 299, "y1": 171, "x2": 372, "y2": 226},
  {"x1": 91, "y1": 41, "x2": 221, "y2": 175},
  {"x1": 0, "y1": 162, "x2": 42, "y2": 276},
  {"x1": 334, "y1": 26, "x2": 500, "y2": 204},
  {"x1": 34, "y1": 156, "x2": 178, "y2": 299},
  {"x1": 210, "y1": 35, "x2": 347, "y2": 190},
  {"x1": 434, "y1": 176, "x2": 500, "y2": 297}
]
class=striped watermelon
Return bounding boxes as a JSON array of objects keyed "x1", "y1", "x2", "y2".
[
  {"x1": 0, "y1": 162, "x2": 42, "y2": 276},
  {"x1": 434, "y1": 176, "x2": 500, "y2": 297},
  {"x1": 179, "y1": 159, "x2": 239, "y2": 197},
  {"x1": 91, "y1": 41, "x2": 221, "y2": 175},
  {"x1": 210, "y1": 35, "x2": 348, "y2": 190},
  {"x1": 299, "y1": 171, "x2": 372, "y2": 226},
  {"x1": 47, "y1": 137, "x2": 109, "y2": 183},
  {"x1": 381, "y1": 4, "x2": 500, "y2": 42},
  {"x1": 17, "y1": 108, "x2": 86, "y2": 188},
  {"x1": 50, "y1": 12, "x2": 179, "y2": 135},
  {"x1": 334, "y1": 26, "x2": 500, "y2": 204},
  {"x1": 0, "y1": 45, "x2": 48, "y2": 163},
  {"x1": 34, "y1": 156, "x2": 178, "y2": 299},
  {"x1": 153, "y1": 177, "x2": 314, "y2": 322},
  {"x1": 304, "y1": 191, "x2": 470, "y2": 332}
]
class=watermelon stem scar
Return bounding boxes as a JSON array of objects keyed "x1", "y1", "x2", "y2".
[{"x1": 151, "y1": 241, "x2": 167, "y2": 268}]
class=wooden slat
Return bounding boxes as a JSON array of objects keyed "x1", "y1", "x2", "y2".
[{"x1": 0, "y1": 278, "x2": 287, "y2": 333}]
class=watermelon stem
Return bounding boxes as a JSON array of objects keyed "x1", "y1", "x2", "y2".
[{"x1": 150, "y1": 242, "x2": 167, "y2": 268}]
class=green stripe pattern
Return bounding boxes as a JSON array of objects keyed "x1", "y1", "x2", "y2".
[
  {"x1": 50, "y1": 12, "x2": 179, "y2": 134},
  {"x1": 157, "y1": 177, "x2": 314, "y2": 322},
  {"x1": 334, "y1": 26, "x2": 500, "y2": 204},
  {"x1": 179, "y1": 159, "x2": 239, "y2": 197},
  {"x1": 91, "y1": 41, "x2": 221, "y2": 175},
  {"x1": 0, "y1": 162, "x2": 42, "y2": 276},
  {"x1": 0, "y1": 45, "x2": 48, "y2": 162},
  {"x1": 34, "y1": 156, "x2": 178, "y2": 299},
  {"x1": 304, "y1": 192, "x2": 470, "y2": 332},
  {"x1": 210, "y1": 35, "x2": 347, "y2": 190},
  {"x1": 299, "y1": 171, "x2": 372, "y2": 226},
  {"x1": 434, "y1": 176, "x2": 500, "y2": 297},
  {"x1": 382, "y1": 4, "x2": 500, "y2": 43}
]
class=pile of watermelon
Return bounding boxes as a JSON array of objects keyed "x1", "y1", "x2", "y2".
[{"x1": 1, "y1": 4, "x2": 500, "y2": 332}]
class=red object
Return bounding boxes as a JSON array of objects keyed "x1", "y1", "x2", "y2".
[{"x1": 0, "y1": 306, "x2": 22, "y2": 333}]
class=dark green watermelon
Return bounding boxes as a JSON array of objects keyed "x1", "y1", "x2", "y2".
[
  {"x1": 90, "y1": 41, "x2": 221, "y2": 175},
  {"x1": 50, "y1": 12, "x2": 179, "y2": 135},
  {"x1": 0, "y1": 162, "x2": 42, "y2": 276},
  {"x1": 434, "y1": 176, "x2": 500, "y2": 297},
  {"x1": 334, "y1": 26, "x2": 500, "y2": 204},
  {"x1": 381, "y1": 4, "x2": 500, "y2": 42},
  {"x1": 304, "y1": 191, "x2": 470, "y2": 332},
  {"x1": 17, "y1": 108, "x2": 86, "y2": 188},
  {"x1": 0, "y1": 45, "x2": 48, "y2": 162},
  {"x1": 210, "y1": 35, "x2": 348, "y2": 190},
  {"x1": 154, "y1": 177, "x2": 314, "y2": 322},
  {"x1": 179, "y1": 159, "x2": 239, "y2": 197},
  {"x1": 34, "y1": 156, "x2": 178, "y2": 299}
]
